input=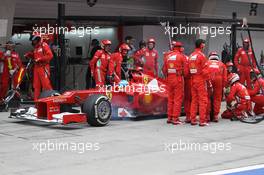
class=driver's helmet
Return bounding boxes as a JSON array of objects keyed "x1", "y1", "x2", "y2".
[
  {"x1": 118, "y1": 80, "x2": 129, "y2": 87},
  {"x1": 208, "y1": 51, "x2": 220, "y2": 61}
]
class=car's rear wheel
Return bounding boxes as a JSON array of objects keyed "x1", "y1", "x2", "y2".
[
  {"x1": 39, "y1": 90, "x2": 60, "y2": 99},
  {"x1": 82, "y1": 94, "x2": 111, "y2": 127}
]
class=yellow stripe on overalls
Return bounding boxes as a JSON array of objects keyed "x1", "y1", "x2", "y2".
[{"x1": 7, "y1": 58, "x2": 12, "y2": 70}]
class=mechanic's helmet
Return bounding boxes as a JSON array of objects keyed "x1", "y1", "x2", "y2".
[
  {"x1": 250, "y1": 68, "x2": 261, "y2": 80},
  {"x1": 208, "y1": 51, "x2": 220, "y2": 61},
  {"x1": 147, "y1": 38, "x2": 155, "y2": 44},
  {"x1": 147, "y1": 38, "x2": 155, "y2": 50},
  {"x1": 172, "y1": 41, "x2": 183, "y2": 51},
  {"x1": 243, "y1": 38, "x2": 250, "y2": 44},
  {"x1": 139, "y1": 40, "x2": 146, "y2": 48},
  {"x1": 101, "y1": 39, "x2": 111, "y2": 49},
  {"x1": 228, "y1": 73, "x2": 240, "y2": 85},
  {"x1": 174, "y1": 41, "x2": 183, "y2": 47},
  {"x1": 175, "y1": 41, "x2": 183, "y2": 47},
  {"x1": 171, "y1": 40, "x2": 177, "y2": 48},
  {"x1": 118, "y1": 80, "x2": 129, "y2": 87},
  {"x1": 135, "y1": 66, "x2": 143, "y2": 72},
  {"x1": 243, "y1": 38, "x2": 250, "y2": 50},
  {"x1": 226, "y1": 61, "x2": 234, "y2": 73},
  {"x1": 119, "y1": 43, "x2": 130, "y2": 56}
]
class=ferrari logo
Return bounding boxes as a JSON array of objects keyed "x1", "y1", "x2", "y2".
[
  {"x1": 143, "y1": 76, "x2": 148, "y2": 84},
  {"x1": 106, "y1": 91, "x2": 112, "y2": 100},
  {"x1": 169, "y1": 63, "x2": 174, "y2": 68}
]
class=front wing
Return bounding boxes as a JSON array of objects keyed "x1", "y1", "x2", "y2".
[{"x1": 10, "y1": 107, "x2": 87, "y2": 125}]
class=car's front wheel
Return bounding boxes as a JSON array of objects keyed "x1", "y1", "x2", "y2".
[{"x1": 82, "y1": 94, "x2": 111, "y2": 127}]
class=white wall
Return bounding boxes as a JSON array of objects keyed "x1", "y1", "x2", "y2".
[{"x1": 65, "y1": 27, "x2": 118, "y2": 58}]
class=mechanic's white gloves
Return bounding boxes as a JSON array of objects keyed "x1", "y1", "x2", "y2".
[
  {"x1": 118, "y1": 80, "x2": 129, "y2": 87},
  {"x1": 4, "y1": 50, "x2": 11, "y2": 57}
]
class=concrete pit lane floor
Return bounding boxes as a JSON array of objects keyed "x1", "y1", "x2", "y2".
[{"x1": 0, "y1": 102, "x2": 264, "y2": 175}]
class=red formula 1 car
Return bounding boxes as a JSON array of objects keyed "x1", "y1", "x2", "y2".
[{"x1": 10, "y1": 69, "x2": 168, "y2": 127}]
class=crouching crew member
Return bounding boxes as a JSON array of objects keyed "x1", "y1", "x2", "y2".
[
  {"x1": 222, "y1": 73, "x2": 252, "y2": 119},
  {"x1": 247, "y1": 68, "x2": 264, "y2": 115}
]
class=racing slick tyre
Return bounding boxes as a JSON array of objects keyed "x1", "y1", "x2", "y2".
[
  {"x1": 39, "y1": 90, "x2": 60, "y2": 99},
  {"x1": 82, "y1": 94, "x2": 111, "y2": 127},
  {"x1": 239, "y1": 115, "x2": 264, "y2": 124}
]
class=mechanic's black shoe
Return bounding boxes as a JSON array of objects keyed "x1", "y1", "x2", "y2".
[
  {"x1": 191, "y1": 122, "x2": 198, "y2": 125},
  {"x1": 199, "y1": 122, "x2": 209, "y2": 127},
  {"x1": 185, "y1": 119, "x2": 191, "y2": 124},
  {"x1": 167, "y1": 119, "x2": 172, "y2": 124},
  {"x1": 212, "y1": 119, "x2": 219, "y2": 123}
]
